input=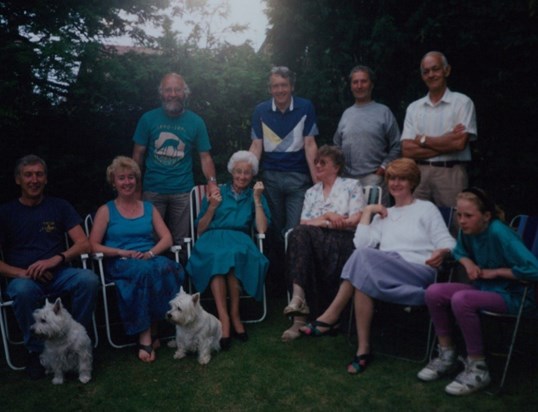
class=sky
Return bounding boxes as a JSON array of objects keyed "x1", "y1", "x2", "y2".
[
  {"x1": 105, "y1": 0, "x2": 269, "y2": 50},
  {"x1": 218, "y1": 0, "x2": 269, "y2": 49}
]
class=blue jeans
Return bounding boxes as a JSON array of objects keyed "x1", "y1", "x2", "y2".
[
  {"x1": 7, "y1": 267, "x2": 99, "y2": 353},
  {"x1": 262, "y1": 170, "x2": 311, "y2": 239}
]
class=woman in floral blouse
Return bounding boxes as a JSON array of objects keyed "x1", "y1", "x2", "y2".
[{"x1": 281, "y1": 145, "x2": 366, "y2": 341}]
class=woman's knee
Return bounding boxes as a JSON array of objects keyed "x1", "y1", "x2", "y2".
[
  {"x1": 450, "y1": 290, "x2": 478, "y2": 316},
  {"x1": 424, "y1": 283, "x2": 446, "y2": 306}
]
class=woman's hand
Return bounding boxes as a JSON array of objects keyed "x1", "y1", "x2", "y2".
[
  {"x1": 367, "y1": 204, "x2": 388, "y2": 218},
  {"x1": 462, "y1": 260, "x2": 482, "y2": 281},
  {"x1": 253, "y1": 181, "x2": 264, "y2": 201},
  {"x1": 118, "y1": 249, "x2": 144, "y2": 259},
  {"x1": 425, "y1": 248, "x2": 450, "y2": 268},
  {"x1": 208, "y1": 188, "x2": 222, "y2": 209},
  {"x1": 325, "y1": 212, "x2": 346, "y2": 229}
]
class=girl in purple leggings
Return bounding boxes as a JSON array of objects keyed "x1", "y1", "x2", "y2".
[{"x1": 418, "y1": 187, "x2": 538, "y2": 396}]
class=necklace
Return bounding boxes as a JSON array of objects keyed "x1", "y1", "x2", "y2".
[{"x1": 115, "y1": 200, "x2": 140, "y2": 215}]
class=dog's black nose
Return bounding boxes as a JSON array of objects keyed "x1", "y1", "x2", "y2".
[{"x1": 166, "y1": 313, "x2": 172, "y2": 319}]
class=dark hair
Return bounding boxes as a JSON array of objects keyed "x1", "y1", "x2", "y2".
[
  {"x1": 349, "y1": 65, "x2": 376, "y2": 84},
  {"x1": 316, "y1": 145, "x2": 345, "y2": 176},
  {"x1": 14, "y1": 154, "x2": 47, "y2": 178}
]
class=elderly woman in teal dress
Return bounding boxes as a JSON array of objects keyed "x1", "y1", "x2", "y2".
[
  {"x1": 186, "y1": 150, "x2": 270, "y2": 349},
  {"x1": 90, "y1": 156, "x2": 184, "y2": 363}
]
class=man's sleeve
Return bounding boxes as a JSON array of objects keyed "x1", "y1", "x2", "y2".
[
  {"x1": 132, "y1": 114, "x2": 149, "y2": 146},
  {"x1": 250, "y1": 105, "x2": 263, "y2": 140},
  {"x1": 303, "y1": 101, "x2": 319, "y2": 137},
  {"x1": 383, "y1": 112, "x2": 402, "y2": 165},
  {"x1": 194, "y1": 117, "x2": 212, "y2": 152},
  {"x1": 456, "y1": 98, "x2": 477, "y2": 141},
  {"x1": 400, "y1": 104, "x2": 417, "y2": 141}
]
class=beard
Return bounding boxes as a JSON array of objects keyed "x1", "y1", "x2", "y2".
[{"x1": 162, "y1": 98, "x2": 185, "y2": 116}]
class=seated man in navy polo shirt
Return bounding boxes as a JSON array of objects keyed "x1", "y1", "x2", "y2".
[{"x1": 0, "y1": 154, "x2": 98, "y2": 379}]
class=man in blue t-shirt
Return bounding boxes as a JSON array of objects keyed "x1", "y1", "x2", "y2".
[
  {"x1": 0, "y1": 155, "x2": 98, "y2": 379},
  {"x1": 133, "y1": 73, "x2": 218, "y2": 251},
  {"x1": 250, "y1": 66, "x2": 319, "y2": 239}
]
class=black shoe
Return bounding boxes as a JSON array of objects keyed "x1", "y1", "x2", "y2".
[
  {"x1": 26, "y1": 351, "x2": 45, "y2": 380},
  {"x1": 234, "y1": 331, "x2": 249, "y2": 342},
  {"x1": 219, "y1": 337, "x2": 232, "y2": 351}
]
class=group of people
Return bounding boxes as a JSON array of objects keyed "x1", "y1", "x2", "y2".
[{"x1": 1, "y1": 50, "x2": 537, "y2": 397}]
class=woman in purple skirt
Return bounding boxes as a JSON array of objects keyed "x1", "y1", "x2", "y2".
[{"x1": 301, "y1": 158, "x2": 455, "y2": 375}]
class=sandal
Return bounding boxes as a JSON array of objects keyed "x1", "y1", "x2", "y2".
[
  {"x1": 281, "y1": 320, "x2": 306, "y2": 342},
  {"x1": 347, "y1": 354, "x2": 373, "y2": 374},
  {"x1": 283, "y1": 296, "x2": 310, "y2": 317},
  {"x1": 300, "y1": 320, "x2": 339, "y2": 337},
  {"x1": 137, "y1": 343, "x2": 155, "y2": 363}
]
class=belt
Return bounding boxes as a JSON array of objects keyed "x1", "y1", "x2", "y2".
[{"x1": 416, "y1": 160, "x2": 467, "y2": 168}]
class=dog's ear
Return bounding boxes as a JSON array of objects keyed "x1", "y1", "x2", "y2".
[
  {"x1": 192, "y1": 293, "x2": 200, "y2": 305},
  {"x1": 53, "y1": 298, "x2": 63, "y2": 315},
  {"x1": 179, "y1": 286, "x2": 184, "y2": 294}
]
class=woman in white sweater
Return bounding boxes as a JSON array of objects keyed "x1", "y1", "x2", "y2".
[{"x1": 301, "y1": 158, "x2": 455, "y2": 374}]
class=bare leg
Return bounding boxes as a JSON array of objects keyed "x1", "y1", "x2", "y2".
[
  {"x1": 227, "y1": 270, "x2": 244, "y2": 334},
  {"x1": 354, "y1": 289, "x2": 374, "y2": 357},
  {"x1": 346, "y1": 289, "x2": 374, "y2": 374},
  {"x1": 151, "y1": 321, "x2": 160, "y2": 350},
  {"x1": 299, "y1": 280, "x2": 354, "y2": 333},
  {"x1": 210, "y1": 276, "x2": 230, "y2": 338}
]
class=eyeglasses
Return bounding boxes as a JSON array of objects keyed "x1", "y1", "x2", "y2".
[
  {"x1": 314, "y1": 158, "x2": 329, "y2": 166},
  {"x1": 232, "y1": 168, "x2": 253, "y2": 176}
]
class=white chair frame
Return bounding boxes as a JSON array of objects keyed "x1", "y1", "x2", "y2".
[
  {"x1": 1, "y1": 239, "x2": 98, "y2": 370},
  {"x1": 85, "y1": 214, "x2": 181, "y2": 349},
  {"x1": 185, "y1": 184, "x2": 267, "y2": 323}
]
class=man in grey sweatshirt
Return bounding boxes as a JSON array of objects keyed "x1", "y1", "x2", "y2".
[{"x1": 333, "y1": 65, "x2": 401, "y2": 205}]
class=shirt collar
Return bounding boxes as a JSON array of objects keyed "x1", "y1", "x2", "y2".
[
  {"x1": 271, "y1": 96, "x2": 294, "y2": 112},
  {"x1": 425, "y1": 88, "x2": 452, "y2": 106}
]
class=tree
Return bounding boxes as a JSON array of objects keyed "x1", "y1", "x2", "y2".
[{"x1": 264, "y1": 0, "x2": 538, "y2": 215}]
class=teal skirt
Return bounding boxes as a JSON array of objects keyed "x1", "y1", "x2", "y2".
[{"x1": 186, "y1": 229, "x2": 268, "y2": 301}]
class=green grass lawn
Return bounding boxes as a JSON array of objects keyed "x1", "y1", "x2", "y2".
[{"x1": 1, "y1": 297, "x2": 537, "y2": 412}]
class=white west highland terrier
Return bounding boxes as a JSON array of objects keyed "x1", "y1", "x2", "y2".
[
  {"x1": 30, "y1": 298, "x2": 93, "y2": 384},
  {"x1": 166, "y1": 287, "x2": 222, "y2": 365}
]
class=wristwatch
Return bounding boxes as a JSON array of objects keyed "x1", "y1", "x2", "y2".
[
  {"x1": 419, "y1": 135, "x2": 427, "y2": 147},
  {"x1": 208, "y1": 177, "x2": 217, "y2": 183}
]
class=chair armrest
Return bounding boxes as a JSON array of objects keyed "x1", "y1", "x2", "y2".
[{"x1": 91, "y1": 252, "x2": 104, "y2": 261}]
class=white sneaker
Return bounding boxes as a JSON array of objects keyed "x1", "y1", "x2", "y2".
[
  {"x1": 417, "y1": 345, "x2": 457, "y2": 381},
  {"x1": 445, "y1": 357, "x2": 491, "y2": 396}
]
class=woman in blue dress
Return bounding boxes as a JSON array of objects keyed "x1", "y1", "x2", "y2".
[
  {"x1": 186, "y1": 150, "x2": 270, "y2": 349},
  {"x1": 89, "y1": 156, "x2": 184, "y2": 362}
]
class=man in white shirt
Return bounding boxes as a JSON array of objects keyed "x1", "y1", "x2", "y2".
[{"x1": 401, "y1": 51, "x2": 477, "y2": 207}]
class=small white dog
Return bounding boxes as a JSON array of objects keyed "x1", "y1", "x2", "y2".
[
  {"x1": 166, "y1": 287, "x2": 222, "y2": 365},
  {"x1": 30, "y1": 298, "x2": 93, "y2": 384}
]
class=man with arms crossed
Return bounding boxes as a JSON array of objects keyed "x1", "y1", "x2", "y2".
[{"x1": 401, "y1": 51, "x2": 477, "y2": 207}]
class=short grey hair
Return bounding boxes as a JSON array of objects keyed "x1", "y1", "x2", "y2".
[
  {"x1": 227, "y1": 150, "x2": 259, "y2": 176},
  {"x1": 420, "y1": 51, "x2": 449, "y2": 70},
  {"x1": 14, "y1": 154, "x2": 47, "y2": 178},
  {"x1": 268, "y1": 66, "x2": 295, "y2": 88},
  {"x1": 349, "y1": 65, "x2": 376, "y2": 84},
  {"x1": 158, "y1": 72, "x2": 191, "y2": 98}
]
